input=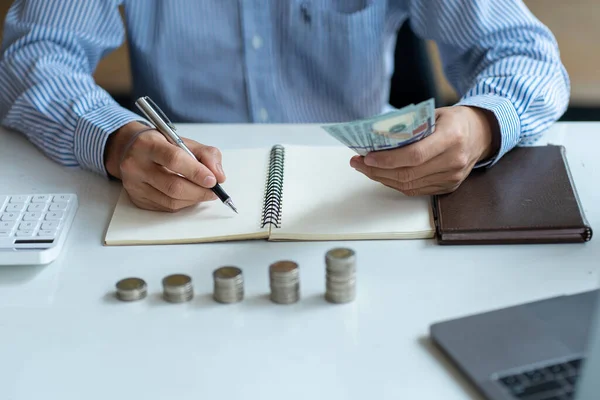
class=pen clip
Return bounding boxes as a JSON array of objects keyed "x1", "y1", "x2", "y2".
[{"x1": 143, "y1": 96, "x2": 177, "y2": 132}]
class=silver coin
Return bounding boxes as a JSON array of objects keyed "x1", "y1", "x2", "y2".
[
  {"x1": 162, "y1": 273, "x2": 192, "y2": 289},
  {"x1": 326, "y1": 274, "x2": 356, "y2": 283},
  {"x1": 162, "y1": 274, "x2": 194, "y2": 303},
  {"x1": 115, "y1": 277, "x2": 147, "y2": 301},
  {"x1": 214, "y1": 266, "x2": 243, "y2": 281},
  {"x1": 164, "y1": 291, "x2": 194, "y2": 303},
  {"x1": 213, "y1": 266, "x2": 244, "y2": 304},
  {"x1": 269, "y1": 261, "x2": 300, "y2": 304},
  {"x1": 270, "y1": 293, "x2": 300, "y2": 304},
  {"x1": 325, "y1": 248, "x2": 356, "y2": 273},
  {"x1": 270, "y1": 260, "x2": 298, "y2": 273},
  {"x1": 325, "y1": 248, "x2": 356, "y2": 304},
  {"x1": 325, "y1": 290, "x2": 356, "y2": 304}
]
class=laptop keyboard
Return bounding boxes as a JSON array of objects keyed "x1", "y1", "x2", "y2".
[{"x1": 497, "y1": 357, "x2": 583, "y2": 399}]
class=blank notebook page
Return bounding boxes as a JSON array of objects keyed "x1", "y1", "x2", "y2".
[
  {"x1": 104, "y1": 148, "x2": 270, "y2": 245},
  {"x1": 271, "y1": 145, "x2": 435, "y2": 240}
]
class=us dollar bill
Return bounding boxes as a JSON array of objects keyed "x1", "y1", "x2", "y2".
[{"x1": 322, "y1": 98, "x2": 436, "y2": 155}]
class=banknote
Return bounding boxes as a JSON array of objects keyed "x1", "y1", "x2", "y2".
[{"x1": 322, "y1": 98, "x2": 436, "y2": 155}]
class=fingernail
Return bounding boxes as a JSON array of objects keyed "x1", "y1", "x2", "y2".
[
  {"x1": 364, "y1": 156, "x2": 377, "y2": 167},
  {"x1": 203, "y1": 175, "x2": 216, "y2": 187},
  {"x1": 350, "y1": 159, "x2": 358, "y2": 168},
  {"x1": 216, "y1": 163, "x2": 225, "y2": 177}
]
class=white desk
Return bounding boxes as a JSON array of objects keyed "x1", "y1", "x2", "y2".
[{"x1": 0, "y1": 122, "x2": 598, "y2": 400}]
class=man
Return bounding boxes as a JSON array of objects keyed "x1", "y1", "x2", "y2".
[{"x1": 0, "y1": 1, "x2": 569, "y2": 212}]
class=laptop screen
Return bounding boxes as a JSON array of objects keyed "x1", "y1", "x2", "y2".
[{"x1": 575, "y1": 289, "x2": 600, "y2": 399}]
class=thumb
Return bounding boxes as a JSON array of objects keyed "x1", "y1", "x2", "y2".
[{"x1": 184, "y1": 140, "x2": 226, "y2": 184}]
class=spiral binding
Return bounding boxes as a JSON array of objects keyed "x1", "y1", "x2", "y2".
[{"x1": 261, "y1": 144, "x2": 285, "y2": 228}]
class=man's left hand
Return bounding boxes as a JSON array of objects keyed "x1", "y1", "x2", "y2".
[{"x1": 350, "y1": 106, "x2": 500, "y2": 196}]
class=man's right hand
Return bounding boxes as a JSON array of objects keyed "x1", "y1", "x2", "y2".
[{"x1": 104, "y1": 122, "x2": 226, "y2": 212}]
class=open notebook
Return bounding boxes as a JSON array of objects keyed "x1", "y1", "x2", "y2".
[{"x1": 104, "y1": 144, "x2": 435, "y2": 245}]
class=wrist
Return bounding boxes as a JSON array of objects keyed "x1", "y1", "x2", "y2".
[
  {"x1": 463, "y1": 106, "x2": 501, "y2": 162},
  {"x1": 104, "y1": 121, "x2": 151, "y2": 179}
]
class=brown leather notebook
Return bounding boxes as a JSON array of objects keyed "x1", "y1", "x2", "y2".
[{"x1": 432, "y1": 145, "x2": 593, "y2": 244}]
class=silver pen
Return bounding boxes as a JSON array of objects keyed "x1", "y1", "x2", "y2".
[{"x1": 135, "y1": 96, "x2": 238, "y2": 213}]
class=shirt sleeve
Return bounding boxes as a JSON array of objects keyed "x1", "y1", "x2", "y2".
[
  {"x1": 0, "y1": 0, "x2": 146, "y2": 176},
  {"x1": 406, "y1": 0, "x2": 570, "y2": 165}
]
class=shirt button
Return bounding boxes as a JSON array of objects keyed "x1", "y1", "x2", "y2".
[
  {"x1": 252, "y1": 35, "x2": 263, "y2": 50},
  {"x1": 259, "y1": 108, "x2": 269, "y2": 122}
]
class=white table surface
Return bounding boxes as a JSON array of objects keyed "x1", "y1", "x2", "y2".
[{"x1": 0, "y1": 122, "x2": 598, "y2": 400}]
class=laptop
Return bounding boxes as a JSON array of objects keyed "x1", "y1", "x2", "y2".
[{"x1": 430, "y1": 288, "x2": 600, "y2": 400}]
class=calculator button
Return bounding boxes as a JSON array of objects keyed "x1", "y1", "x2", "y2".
[
  {"x1": 16, "y1": 230, "x2": 34, "y2": 237},
  {"x1": 0, "y1": 230, "x2": 11, "y2": 237},
  {"x1": 41, "y1": 221, "x2": 59, "y2": 230},
  {"x1": 38, "y1": 230, "x2": 56, "y2": 237},
  {"x1": 27, "y1": 203, "x2": 47, "y2": 212},
  {"x1": 19, "y1": 221, "x2": 37, "y2": 230},
  {"x1": 23, "y1": 212, "x2": 41, "y2": 221},
  {"x1": 6, "y1": 203, "x2": 26, "y2": 212},
  {"x1": 49, "y1": 203, "x2": 68, "y2": 211},
  {"x1": 0, "y1": 221, "x2": 15, "y2": 230},
  {"x1": 0, "y1": 196, "x2": 7, "y2": 209},
  {"x1": 10, "y1": 195, "x2": 30, "y2": 203},
  {"x1": 1, "y1": 213, "x2": 18, "y2": 221},
  {"x1": 52, "y1": 194, "x2": 72, "y2": 203},
  {"x1": 31, "y1": 195, "x2": 50, "y2": 203},
  {"x1": 45, "y1": 211, "x2": 64, "y2": 220}
]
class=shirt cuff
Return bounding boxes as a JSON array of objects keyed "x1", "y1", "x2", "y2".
[
  {"x1": 74, "y1": 104, "x2": 147, "y2": 177},
  {"x1": 455, "y1": 94, "x2": 521, "y2": 168}
]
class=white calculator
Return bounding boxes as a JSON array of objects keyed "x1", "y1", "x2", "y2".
[{"x1": 0, "y1": 194, "x2": 78, "y2": 265}]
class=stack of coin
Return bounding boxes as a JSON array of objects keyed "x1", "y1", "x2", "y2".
[
  {"x1": 325, "y1": 248, "x2": 356, "y2": 304},
  {"x1": 162, "y1": 274, "x2": 194, "y2": 303},
  {"x1": 115, "y1": 277, "x2": 147, "y2": 301},
  {"x1": 269, "y1": 260, "x2": 300, "y2": 304},
  {"x1": 213, "y1": 266, "x2": 244, "y2": 303}
]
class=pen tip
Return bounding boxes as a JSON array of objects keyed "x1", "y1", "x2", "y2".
[{"x1": 226, "y1": 199, "x2": 238, "y2": 214}]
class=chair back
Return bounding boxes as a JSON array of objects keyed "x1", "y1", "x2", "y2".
[{"x1": 388, "y1": 22, "x2": 441, "y2": 109}]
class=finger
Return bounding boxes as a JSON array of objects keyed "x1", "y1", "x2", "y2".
[
  {"x1": 371, "y1": 173, "x2": 461, "y2": 192},
  {"x1": 130, "y1": 196, "x2": 171, "y2": 212},
  {"x1": 184, "y1": 139, "x2": 226, "y2": 183},
  {"x1": 363, "y1": 110, "x2": 453, "y2": 169},
  {"x1": 403, "y1": 185, "x2": 457, "y2": 196},
  {"x1": 378, "y1": 178, "x2": 458, "y2": 196},
  {"x1": 150, "y1": 140, "x2": 218, "y2": 188},
  {"x1": 141, "y1": 182, "x2": 206, "y2": 212},
  {"x1": 123, "y1": 183, "x2": 173, "y2": 212},
  {"x1": 146, "y1": 166, "x2": 218, "y2": 203},
  {"x1": 381, "y1": 182, "x2": 446, "y2": 197},
  {"x1": 352, "y1": 153, "x2": 453, "y2": 183}
]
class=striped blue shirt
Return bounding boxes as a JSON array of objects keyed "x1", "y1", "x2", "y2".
[{"x1": 0, "y1": 0, "x2": 569, "y2": 176}]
